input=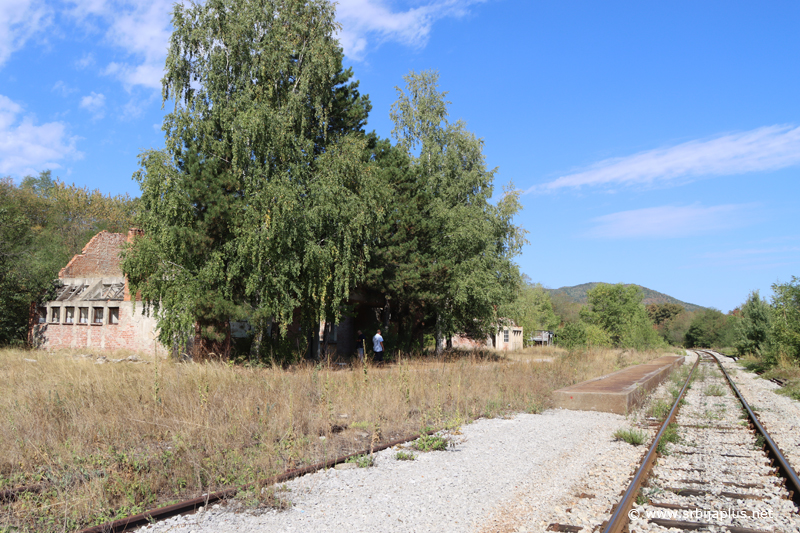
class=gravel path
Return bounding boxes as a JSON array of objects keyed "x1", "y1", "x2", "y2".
[{"x1": 138, "y1": 410, "x2": 633, "y2": 533}]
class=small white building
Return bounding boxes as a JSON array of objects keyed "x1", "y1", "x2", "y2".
[{"x1": 451, "y1": 322, "x2": 523, "y2": 351}]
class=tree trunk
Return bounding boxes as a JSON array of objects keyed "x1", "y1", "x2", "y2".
[
  {"x1": 382, "y1": 299, "x2": 391, "y2": 330},
  {"x1": 435, "y1": 312, "x2": 445, "y2": 356},
  {"x1": 321, "y1": 321, "x2": 331, "y2": 361}
]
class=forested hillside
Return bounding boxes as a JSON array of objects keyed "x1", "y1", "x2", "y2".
[{"x1": 547, "y1": 282, "x2": 705, "y2": 313}]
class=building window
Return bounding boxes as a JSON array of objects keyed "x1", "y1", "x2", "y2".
[
  {"x1": 50, "y1": 307, "x2": 60, "y2": 323},
  {"x1": 92, "y1": 307, "x2": 104, "y2": 324},
  {"x1": 38, "y1": 307, "x2": 46, "y2": 324},
  {"x1": 109, "y1": 307, "x2": 120, "y2": 325},
  {"x1": 79, "y1": 307, "x2": 89, "y2": 324},
  {"x1": 65, "y1": 307, "x2": 75, "y2": 324},
  {"x1": 503, "y1": 328, "x2": 509, "y2": 343}
]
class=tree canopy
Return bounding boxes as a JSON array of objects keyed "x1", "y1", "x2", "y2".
[
  {"x1": 122, "y1": 0, "x2": 381, "y2": 357},
  {"x1": 363, "y1": 70, "x2": 525, "y2": 353}
]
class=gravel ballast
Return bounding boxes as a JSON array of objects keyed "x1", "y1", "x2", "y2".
[{"x1": 138, "y1": 409, "x2": 636, "y2": 533}]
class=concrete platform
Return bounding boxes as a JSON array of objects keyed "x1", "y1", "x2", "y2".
[{"x1": 552, "y1": 355, "x2": 684, "y2": 415}]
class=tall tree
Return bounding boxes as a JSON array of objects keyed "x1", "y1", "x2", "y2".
[
  {"x1": 580, "y1": 283, "x2": 662, "y2": 349},
  {"x1": 770, "y1": 277, "x2": 800, "y2": 363},
  {"x1": 375, "y1": 70, "x2": 525, "y2": 354},
  {"x1": 684, "y1": 308, "x2": 736, "y2": 349},
  {"x1": 500, "y1": 277, "x2": 559, "y2": 346},
  {"x1": 734, "y1": 291, "x2": 772, "y2": 358},
  {"x1": 123, "y1": 0, "x2": 380, "y2": 357}
]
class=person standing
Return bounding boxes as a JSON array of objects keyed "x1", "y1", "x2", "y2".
[
  {"x1": 356, "y1": 330, "x2": 367, "y2": 362},
  {"x1": 372, "y1": 329, "x2": 385, "y2": 363}
]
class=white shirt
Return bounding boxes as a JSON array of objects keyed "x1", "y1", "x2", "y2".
[{"x1": 373, "y1": 334, "x2": 384, "y2": 352}]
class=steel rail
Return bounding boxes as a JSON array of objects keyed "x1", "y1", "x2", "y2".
[
  {"x1": 604, "y1": 349, "x2": 800, "y2": 533},
  {"x1": 0, "y1": 482, "x2": 47, "y2": 504},
  {"x1": 705, "y1": 349, "x2": 800, "y2": 508},
  {"x1": 601, "y1": 352, "x2": 700, "y2": 533},
  {"x1": 77, "y1": 429, "x2": 439, "y2": 533}
]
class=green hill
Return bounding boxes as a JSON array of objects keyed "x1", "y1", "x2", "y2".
[{"x1": 546, "y1": 282, "x2": 706, "y2": 313}]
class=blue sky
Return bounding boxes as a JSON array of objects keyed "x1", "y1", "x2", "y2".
[{"x1": 1, "y1": 0, "x2": 799, "y2": 313}]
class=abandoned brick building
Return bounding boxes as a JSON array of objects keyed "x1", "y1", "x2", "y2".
[
  {"x1": 29, "y1": 229, "x2": 522, "y2": 357},
  {"x1": 29, "y1": 230, "x2": 166, "y2": 355}
]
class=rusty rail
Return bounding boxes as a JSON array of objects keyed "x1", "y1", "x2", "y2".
[
  {"x1": 707, "y1": 349, "x2": 800, "y2": 508},
  {"x1": 603, "y1": 349, "x2": 800, "y2": 533},
  {"x1": 0, "y1": 482, "x2": 47, "y2": 504},
  {"x1": 77, "y1": 429, "x2": 438, "y2": 533}
]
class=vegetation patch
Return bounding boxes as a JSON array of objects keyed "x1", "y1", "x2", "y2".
[
  {"x1": 647, "y1": 399, "x2": 672, "y2": 420},
  {"x1": 656, "y1": 423, "x2": 680, "y2": 455},
  {"x1": 613, "y1": 428, "x2": 648, "y2": 446},
  {"x1": 704, "y1": 384, "x2": 726, "y2": 397},
  {"x1": 345, "y1": 454, "x2": 375, "y2": 468},
  {"x1": 394, "y1": 451, "x2": 416, "y2": 461},
  {"x1": 412, "y1": 435, "x2": 449, "y2": 452},
  {"x1": 0, "y1": 345, "x2": 675, "y2": 529}
]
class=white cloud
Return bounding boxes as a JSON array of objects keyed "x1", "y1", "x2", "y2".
[
  {"x1": 0, "y1": 0, "x2": 51, "y2": 66},
  {"x1": 335, "y1": 0, "x2": 485, "y2": 60},
  {"x1": 529, "y1": 125, "x2": 800, "y2": 194},
  {"x1": 52, "y1": 80, "x2": 78, "y2": 97},
  {"x1": 76, "y1": 52, "x2": 95, "y2": 69},
  {"x1": 0, "y1": 94, "x2": 81, "y2": 176},
  {"x1": 79, "y1": 91, "x2": 106, "y2": 118},
  {"x1": 586, "y1": 204, "x2": 757, "y2": 239},
  {"x1": 70, "y1": 0, "x2": 174, "y2": 89}
]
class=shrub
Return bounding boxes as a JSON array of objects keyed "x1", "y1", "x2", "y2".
[
  {"x1": 394, "y1": 451, "x2": 416, "y2": 461},
  {"x1": 413, "y1": 435, "x2": 448, "y2": 452},
  {"x1": 613, "y1": 428, "x2": 647, "y2": 446}
]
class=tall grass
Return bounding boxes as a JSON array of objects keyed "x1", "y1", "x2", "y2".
[{"x1": 0, "y1": 346, "x2": 669, "y2": 531}]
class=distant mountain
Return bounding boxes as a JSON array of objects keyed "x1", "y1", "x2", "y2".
[{"x1": 545, "y1": 282, "x2": 706, "y2": 313}]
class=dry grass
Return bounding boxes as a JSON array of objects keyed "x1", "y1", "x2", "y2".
[{"x1": 0, "y1": 345, "x2": 671, "y2": 531}]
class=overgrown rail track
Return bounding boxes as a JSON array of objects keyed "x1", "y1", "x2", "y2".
[{"x1": 602, "y1": 350, "x2": 800, "y2": 533}]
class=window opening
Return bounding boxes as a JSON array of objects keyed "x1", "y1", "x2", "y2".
[
  {"x1": 503, "y1": 328, "x2": 509, "y2": 343},
  {"x1": 65, "y1": 307, "x2": 75, "y2": 324},
  {"x1": 93, "y1": 307, "x2": 104, "y2": 324},
  {"x1": 79, "y1": 308, "x2": 89, "y2": 324},
  {"x1": 51, "y1": 307, "x2": 60, "y2": 323},
  {"x1": 109, "y1": 307, "x2": 119, "y2": 325}
]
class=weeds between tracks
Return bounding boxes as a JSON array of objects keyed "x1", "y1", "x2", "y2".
[{"x1": 0, "y1": 345, "x2": 672, "y2": 531}]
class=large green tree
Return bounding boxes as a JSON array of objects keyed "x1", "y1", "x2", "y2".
[
  {"x1": 500, "y1": 277, "x2": 559, "y2": 346},
  {"x1": 579, "y1": 283, "x2": 662, "y2": 349},
  {"x1": 368, "y1": 70, "x2": 525, "y2": 354},
  {"x1": 684, "y1": 308, "x2": 736, "y2": 349},
  {"x1": 734, "y1": 291, "x2": 772, "y2": 358},
  {"x1": 123, "y1": 0, "x2": 380, "y2": 357},
  {"x1": 770, "y1": 277, "x2": 800, "y2": 363}
]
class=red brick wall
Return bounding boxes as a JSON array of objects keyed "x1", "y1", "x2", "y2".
[
  {"x1": 59, "y1": 231, "x2": 126, "y2": 279},
  {"x1": 38, "y1": 303, "x2": 164, "y2": 355}
]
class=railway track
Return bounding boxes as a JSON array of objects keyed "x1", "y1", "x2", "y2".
[{"x1": 603, "y1": 350, "x2": 800, "y2": 533}]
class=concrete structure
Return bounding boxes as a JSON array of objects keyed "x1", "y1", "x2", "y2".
[
  {"x1": 552, "y1": 355, "x2": 684, "y2": 415},
  {"x1": 451, "y1": 323, "x2": 524, "y2": 352},
  {"x1": 30, "y1": 230, "x2": 166, "y2": 355},
  {"x1": 530, "y1": 330, "x2": 554, "y2": 346}
]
